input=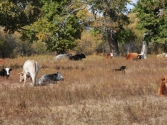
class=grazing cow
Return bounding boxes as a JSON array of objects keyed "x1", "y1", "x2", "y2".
[
  {"x1": 38, "y1": 72, "x2": 64, "y2": 86},
  {"x1": 113, "y1": 66, "x2": 126, "y2": 74},
  {"x1": 126, "y1": 53, "x2": 142, "y2": 60},
  {"x1": 54, "y1": 54, "x2": 72, "y2": 60},
  {"x1": 19, "y1": 60, "x2": 40, "y2": 86},
  {"x1": 158, "y1": 78, "x2": 167, "y2": 96},
  {"x1": 0, "y1": 68, "x2": 12, "y2": 79},
  {"x1": 69, "y1": 53, "x2": 86, "y2": 60}
]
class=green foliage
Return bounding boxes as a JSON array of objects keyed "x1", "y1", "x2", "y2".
[
  {"x1": 0, "y1": 0, "x2": 42, "y2": 33},
  {"x1": 116, "y1": 29, "x2": 137, "y2": 43},
  {"x1": 133, "y1": 0, "x2": 167, "y2": 43},
  {"x1": 30, "y1": 0, "x2": 84, "y2": 53},
  {"x1": 0, "y1": 33, "x2": 17, "y2": 58}
]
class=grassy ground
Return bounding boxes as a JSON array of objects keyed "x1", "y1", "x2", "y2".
[{"x1": 0, "y1": 54, "x2": 167, "y2": 125}]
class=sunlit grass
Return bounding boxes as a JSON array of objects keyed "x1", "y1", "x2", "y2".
[{"x1": 0, "y1": 54, "x2": 167, "y2": 125}]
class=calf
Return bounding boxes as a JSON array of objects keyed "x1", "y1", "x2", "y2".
[
  {"x1": 0, "y1": 68, "x2": 12, "y2": 78},
  {"x1": 38, "y1": 72, "x2": 64, "y2": 86},
  {"x1": 69, "y1": 53, "x2": 86, "y2": 60},
  {"x1": 113, "y1": 66, "x2": 126, "y2": 74},
  {"x1": 19, "y1": 60, "x2": 40, "y2": 86}
]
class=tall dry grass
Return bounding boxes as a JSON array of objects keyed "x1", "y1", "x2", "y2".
[{"x1": 0, "y1": 55, "x2": 167, "y2": 125}]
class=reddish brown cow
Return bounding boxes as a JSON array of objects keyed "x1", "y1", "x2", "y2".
[
  {"x1": 126, "y1": 53, "x2": 141, "y2": 60},
  {"x1": 105, "y1": 53, "x2": 111, "y2": 59},
  {"x1": 0, "y1": 59, "x2": 4, "y2": 65},
  {"x1": 158, "y1": 78, "x2": 167, "y2": 96}
]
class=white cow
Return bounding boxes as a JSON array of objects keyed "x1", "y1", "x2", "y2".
[{"x1": 19, "y1": 60, "x2": 40, "y2": 86}]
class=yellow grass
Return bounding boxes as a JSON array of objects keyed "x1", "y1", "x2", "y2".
[{"x1": 0, "y1": 54, "x2": 167, "y2": 125}]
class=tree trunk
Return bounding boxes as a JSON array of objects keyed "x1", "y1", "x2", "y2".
[
  {"x1": 107, "y1": 30, "x2": 119, "y2": 57},
  {"x1": 140, "y1": 41, "x2": 148, "y2": 59}
]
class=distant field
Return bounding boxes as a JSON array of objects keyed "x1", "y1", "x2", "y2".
[{"x1": 0, "y1": 54, "x2": 167, "y2": 125}]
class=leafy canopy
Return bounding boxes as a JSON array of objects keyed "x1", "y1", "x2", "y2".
[{"x1": 133, "y1": 0, "x2": 167, "y2": 43}]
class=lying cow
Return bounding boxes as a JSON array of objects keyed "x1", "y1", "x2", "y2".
[
  {"x1": 69, "y1": 53, "x2": 86, "y2": 60},
  {"x1": 38, "y1": 72, "x2": 64, "y2": 86},
  {"x1": 126, "y1": 53, "x2": 142, "y2": 60},
  {"x1": 19, "y1": 60, "x2": 40, "y2": 86},
  {"x1": 158, "y1": 77, "x2": 167, "y2": 96},
  {"x1": 0, "y1": 68, "x2": 12, "y2": 79},
  {"x1": 54, "y1": 54, "x2": 72, "y2": 60},
  {"x1": 113, "y1": 66, "x2": 126, "y2": 74}
]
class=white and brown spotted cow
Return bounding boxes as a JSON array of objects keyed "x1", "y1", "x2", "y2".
[{"x1": 19, "y1": 60, "x2": 40, "y2": 86}]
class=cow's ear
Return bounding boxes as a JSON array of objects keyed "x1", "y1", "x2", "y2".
[{"x1": 161, "y1": 78, "x2": 165, "y2": 81}]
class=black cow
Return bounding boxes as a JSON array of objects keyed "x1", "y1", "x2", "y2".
[
  {"x1": 0, "y1": 68, "x2": 12, "y2": 78},
  {"x1": 113, "y1": 66, "x2": 126, "y2": 74},
  {"x1": 69, "y1": 53, "x2": 86, "y2": 60},
  {"x1": 38, "y1": 72, "x2": 64, "y2": 86}
]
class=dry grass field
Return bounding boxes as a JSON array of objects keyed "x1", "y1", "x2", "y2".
[{"x1": 0, "y1": 55, "x2": 167, "y2": 125}]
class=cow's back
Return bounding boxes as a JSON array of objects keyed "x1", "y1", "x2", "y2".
[
  {"x1": 126, "y1": 53, "x2": 139, "y2": 60},
  {"x1": 23, "y1": 60, "x2": 36, "y2": 75}
]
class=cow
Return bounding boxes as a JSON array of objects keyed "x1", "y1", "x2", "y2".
[
  {"x1": 38, "y1": 72, "x2": 64, "y2": 86},
  {"x1": 158, "y1": 78, "x2": 167, "y2": 96},
  {"x1": 157, "y1": 53, "x2": 167, "y2": 57},
  {"x1": 113, "y1": 66, "x2": 126, "y2": 74},
  {"x1": 54, "y1": 54, "x2": 72, "y2": 60},
  {"x1": 69, "y1": 53, "x2": 86, "y2": 60},
  {"x1": 0, "y1": 68, "x2": 12, "y2": 79},
  {"x1": 19, "y1": 60, "x2": 40, "y2": 86},
  {"x1": 0, "y1": 59, "x2": 4, "y2": 64},
  {"x1": 126, "y1": 53, "x2": 142, "y2": 60}
]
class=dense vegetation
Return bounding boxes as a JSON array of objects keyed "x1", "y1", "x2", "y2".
[{"x1": 0, "y1": 0, "x2": 167, "y2": 58}]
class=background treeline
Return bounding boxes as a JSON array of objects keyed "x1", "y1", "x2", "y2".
[{"x1": 0, "y1": 0, "x2": 167, "y2": 58}]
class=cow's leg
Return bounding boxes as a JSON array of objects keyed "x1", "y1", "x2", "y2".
[
  {"x1": 23, "y1": 74, "x2": 27, "y2": 86},
  {"x1": 30, "y1": 74, "x2": 36, "y2": 86}
]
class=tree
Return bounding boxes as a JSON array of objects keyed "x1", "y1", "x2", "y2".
[
  {"x1": 0, "y1": 0, "x2": 87, "y2": 54},
  {"x1": 21, "y1": 0, "x2": 87, "y2": 53},
  {"x1": 85, "y1": 0, "x2": 136, "y2": 56},
  {"x1": 0, "y1": 0, "x2": 42, "y2": 33},
  {"x1": 133, "y1": 0, "x2": 167, "y2": 44}
]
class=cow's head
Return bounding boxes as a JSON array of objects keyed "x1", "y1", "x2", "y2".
[
  {"x1": 3, "y1": 68, "x2": 12, "y2": 78},
  {"x1": 80, "y1": 53, "x2": 86, "y2": 58},
  {"x1": 56, "y1": 72, "x2": 64, "y2": 81},
  {"x1": 19, "y1": 72, "x2": 24, "y2": 82}
]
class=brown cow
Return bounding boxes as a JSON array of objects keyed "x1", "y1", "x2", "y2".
[
  {"x1": 126, "y1": 53, "x2": 142, "y2": 60},
  {"x1": 158, "y1": 78, "x2": 167, "y2": 96},
  {"x1": 0, "y1": 59, "x2": 4, "y2": 65}
]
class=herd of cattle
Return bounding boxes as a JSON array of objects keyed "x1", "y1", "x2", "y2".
[
  {"x1": 0, "y1": 53, "x2": 87, "y2": 86},
  {"x1": 0, "y1": 52, "x2": 167, "y2": 96}
]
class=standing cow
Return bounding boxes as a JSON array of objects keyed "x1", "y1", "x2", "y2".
[
  {"x1": 19, "y1": 60, "x2": 40, "y2": 86},
  {"x1": 158, "y1": 77, "x2": 167, "y2": 96}
]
